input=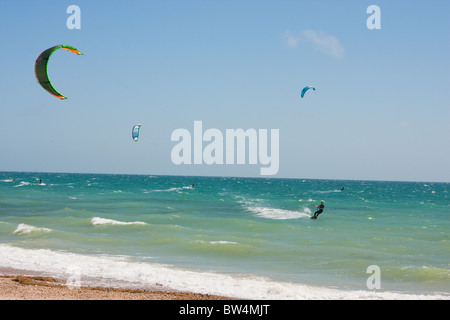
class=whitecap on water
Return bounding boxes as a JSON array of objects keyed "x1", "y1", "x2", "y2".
[
  {"x1": 91, "y1": 217, "x2": 147, "y2": 226},
  {"x1": 13, "y1": 223, "x2": 52, "y2": 235},
  {"x1": 209, "y1": 241, "x2": 238, "y2": 245},
  {"x1": 13, "y1": 181, "x2": 32, "y2": 187},
  {"x1": 247, "y1": 206, "x2": 311, "y2": 220}
]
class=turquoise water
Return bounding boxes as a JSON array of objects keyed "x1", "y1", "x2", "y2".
[{"x1": 0, "y1": 172, "x2": 449, "y2": 298}]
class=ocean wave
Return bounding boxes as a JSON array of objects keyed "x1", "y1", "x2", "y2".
[
  {"x1": 90, "y1": 217, "x2": 147, "y2": 226},
  {"x1": 152, "y1": 186, "x2": 194, "y2": 193},
  {"x1": 0, "y1": 244, "x2": 447, "y2": 300},
  {"x1": 13, "y1": 223, "x2": 52, "y2": 235},
  {"x1": 397, "y1": 266, "x2": 450, "y2": 282},
  {"x1": 195, "y1": 240, "x2": 238, "y2": 245},
  {"x1": 246, "y1": 206, "x2": 312, "y2": 220},
  {"x1": 209, "y1": 241, "x2": 238, "y2": 245},
  {"x1": 13, "y1": 181, "x2": 32, "y2": 187},
  {"x1": 235, "y1": 195, "x2": 312, "y2": 220},
  {"x1": 314, "y1": 189, "x2": 342, "y2": 194}
]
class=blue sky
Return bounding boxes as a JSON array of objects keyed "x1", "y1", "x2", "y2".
[{"x1": 0, "y1": 0, "x2": 449, "y2": 182}]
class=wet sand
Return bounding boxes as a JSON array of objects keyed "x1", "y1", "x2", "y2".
[{"x1": 0, "y1": 275, "x2": 233, "y2": 300}]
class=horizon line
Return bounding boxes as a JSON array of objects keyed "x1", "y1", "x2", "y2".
[{"x1": 1, "y1": 170, "x2": 449, "y2": 184}]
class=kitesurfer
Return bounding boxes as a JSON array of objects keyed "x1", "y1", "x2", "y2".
[{"x1": 312, "y1": 201, "x2": 325, "y2": 219}]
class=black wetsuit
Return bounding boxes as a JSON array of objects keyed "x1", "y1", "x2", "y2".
[{"x1": 313, "y1": 204, "x2": 324, "y2": 219}]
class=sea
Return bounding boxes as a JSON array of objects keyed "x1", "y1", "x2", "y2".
[{"x1": 0, "y1": 171, "x2": 448, "y2": 299}]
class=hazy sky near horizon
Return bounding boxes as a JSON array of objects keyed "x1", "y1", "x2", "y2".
[{"x1": 0, "y1": 0, "x2": 449, "y2": 182}]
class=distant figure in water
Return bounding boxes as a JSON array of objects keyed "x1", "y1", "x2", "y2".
[
  {"x1": 341, "y1": 186, "x2": 344, "y2": 191},
  {"x1": 39, "y1": 179, "x2": 42, "y2": 184},
  {"x1": 191, "y1": 184, "x2": 195, "y2": 189},
  {"x1": 312, "y1": 201, "x2": 325, "y2": 219}
]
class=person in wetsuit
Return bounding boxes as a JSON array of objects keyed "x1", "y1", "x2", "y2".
[{"x1": 312, "y1": 201, "x2": 325, "y2": 219}]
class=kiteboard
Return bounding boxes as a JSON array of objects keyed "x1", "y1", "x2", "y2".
[{"x1": 310, "y1": 216, "x2": 317, "y2": 220}]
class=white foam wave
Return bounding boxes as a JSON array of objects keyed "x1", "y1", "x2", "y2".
[
  {"x1": 298, "y1": 198, "x2": 314, "y2": 202},
  {"x1": 13, "y1": 224, "x2": 52, "y2": 235},
  {"x1": 194, "y1": 240, "x2": 238, "y2": 245},
  {"x1": 152, "y1": 186, "x2": 193, "y2": 193},
  {"x1": 13, "y1": 181, "x2": 31, "y2": 187},
  {"x1": 247, "y1": 206, "x2": 311, "y2": 220},
  {"x1": 0, "y1": 244, "x2": 446, "y2": 300},
  {"x1": 315, "y1": 189, "x2": 341, "y2": 194},
  {"x1": 209, "y1": 241, "x2": 238, "y2": 245},
  {"x1": 91, "y1": 217, "x2": 147, "y2": 226}
]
